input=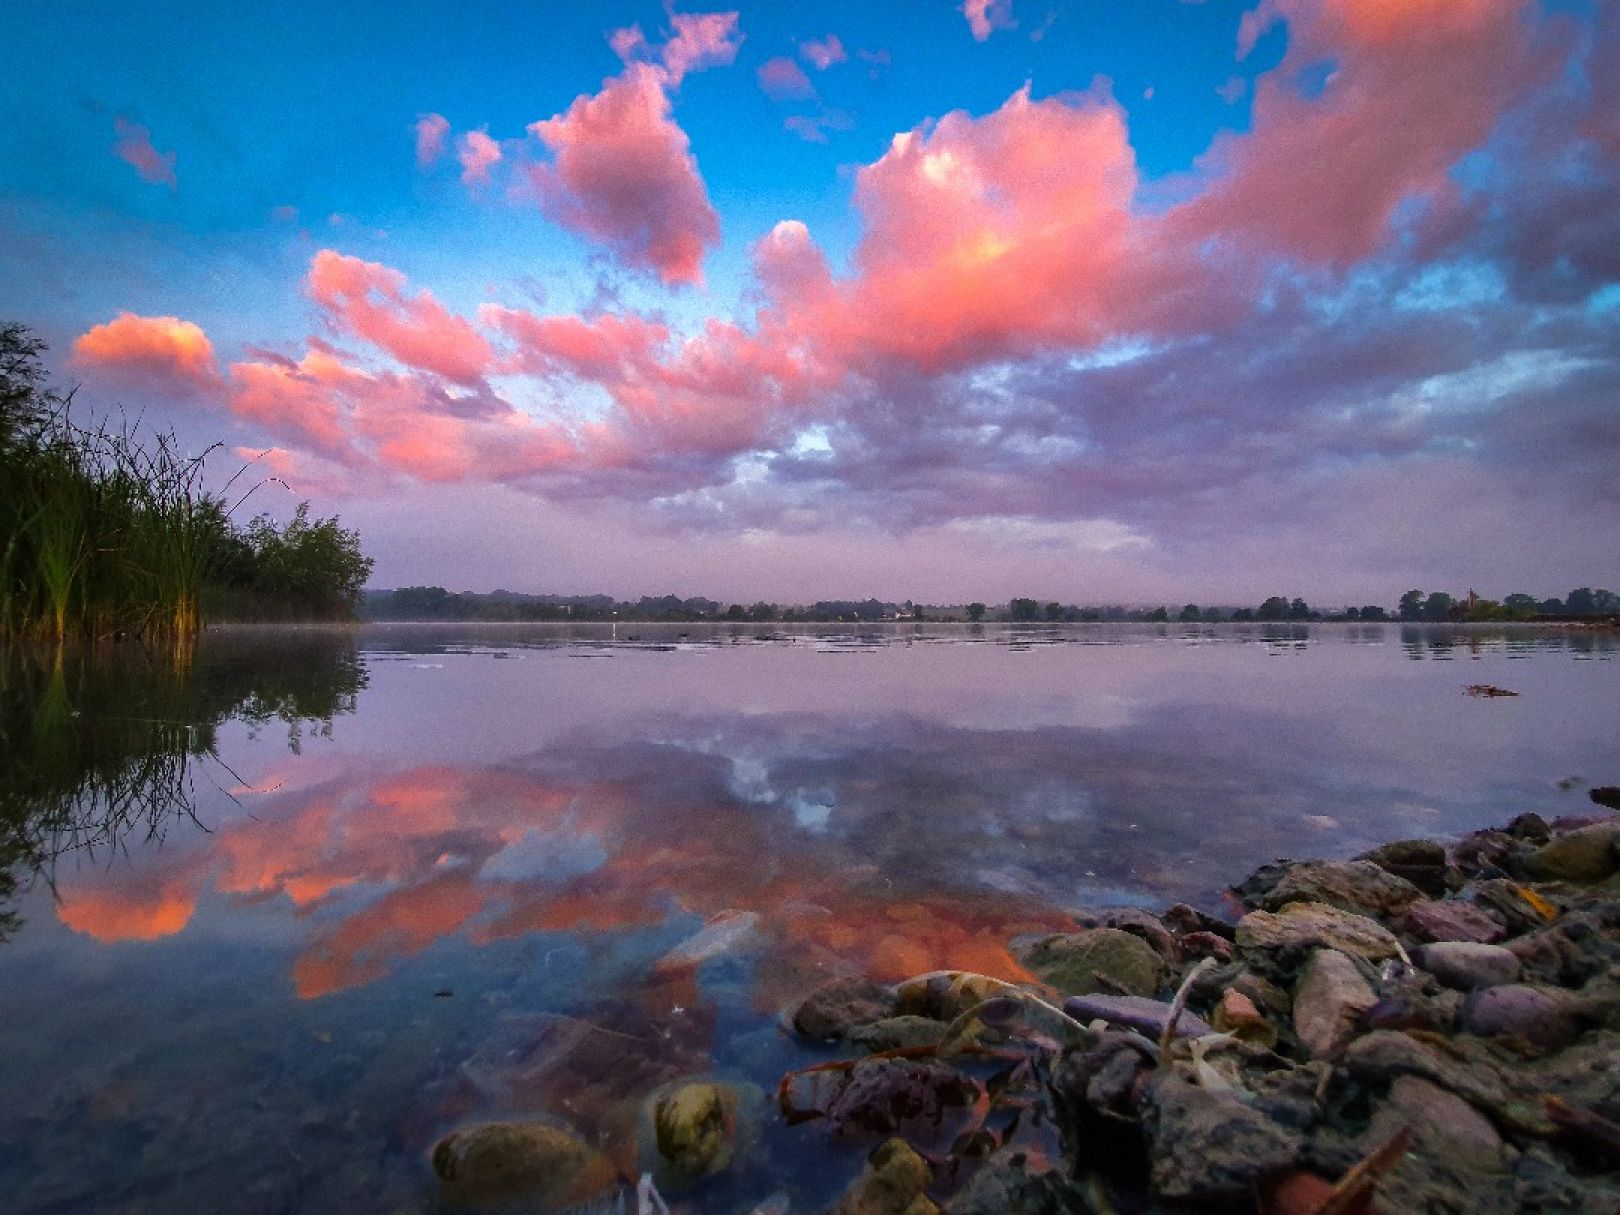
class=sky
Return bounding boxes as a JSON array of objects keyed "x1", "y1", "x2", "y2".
[{"x1": 2, "y1": 0, "x2": 1617, "y2": 605}]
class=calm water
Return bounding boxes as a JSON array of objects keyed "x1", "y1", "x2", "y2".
[{"x1": 1, "y1": 622, "x2": 1616, "y2": 1212}]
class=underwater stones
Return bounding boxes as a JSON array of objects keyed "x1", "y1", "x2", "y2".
[
  {"x1": 1461, "y1": 984, "x2": 1584, "y2": 1050},
  {"x1": 1236, "y1": 902, "x2": 1402, "y2": 972},
  {"x1": 833, "y1": 1138, "x2": 938, "y2": 1215},
  {"x1": 894, "y1": 971, "x2": 1018, "y2": 1022},
  {"x1": 825, "y1": 1057, "x2": 978, "y2": 1135},
  {"x1": 642, "y1": 1079, "x2": 748, "y2": 1189},
  {"x1": 1291, "y1": 949, "x2": 1376, "y2": 1059},
  {"x1": 1415, "y1": 942, "x2": 1522, "y2": 991},
  {"x1": 943, "y1": 1156, "x2": 1090, "y2": 1215},
  {"x1": 1140, "y1": 1073, "x2": 1302, "y2": 1201},
  {"x1": 431, "y1": 1120, "x2": 614, "y2": 1207},
  {"x1": 1235, "y1": 859, "x2": 1425, "y2": 919},
  {"x1": 1401, "y1": 898, "x2": 1508, "y2": 944},
  {"x1": 1061, "y1": 993, "x2": 1213, "y2": 1040},
  {"x1": 1522, "y1": 822, "x2": 1620, "y2": 883},
  {"x1": 1362, "y1": 839, "x2": 1452, "y2": 897},
  {"x1": 792, "y1": 976, "x2": 898, "y2": 1040},
  {"x1": 848, "y1": 1016, "x2": 949, "y2": 1053},
  {"x1": 1015, "y1": 928, "x2": 1165, "y2": 997}
]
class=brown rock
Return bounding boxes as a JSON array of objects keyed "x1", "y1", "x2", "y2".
[
  {"x1": 1212, "y1": 988, "x2": 1276, "y2": 1047},
  {"x1": 1522, "y1": 822, "x2": 1620, "y2": 883},
  {"x1": 1401, "y1": 899, "x2": 1508, "y2": 944},
  {"x1": 1237, "y1": 859, "x2": 1425, "y2": 918},
  {"x1": 432, "y1": 1121, "x2": 615, "y2": 1206},
  {"x1": 1415, "y1": 942, "x2": 1522, "y2": 990},
  {"x1": 1015, "y1": 927, "x2": 1166, "y2": 997},
  {"x1": 792, "y1": 976, "x2": 898, "y2": 1040},
  {"x1": 833, "y1": 1138, "x2": 938, "y2": 1215},
  {"x1": 1291, "y1": 948, "x2": 1376, "y2": 1059},
  {"x1": 1386, "y1": 1075, "x2": 1508, "y2": 1172},
  {"x1": 1236, "y1": 902, "x2": 1403, "y2": 971}
]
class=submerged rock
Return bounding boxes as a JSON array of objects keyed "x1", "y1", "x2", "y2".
[
  {"x1": 792, "y1": 976, "x2": 898, "y2": 1040},
  {"x1": 1235, "y1": 859, "x2": 1425, "y2": 918},
  {"x1": 431, "y1": 1120, "x2": 615, "y2": 1207},
  {"x1": 642, "y1": 1078, "x2": 753, "y2": 1190},
  {"x1": 825, "y1": 1057, "x2": 978, "y2": 1135},
  {"x1": 1291, "y1": 948, "x2": 1376, "y2": 1059},
  {"x1": 833, "y1": 1138, "x2": 938, "y2": 1215},
  {"x1": 1415, "y1": 942, "x2": 1522, "y2": 991},
  {"x1": 1015, "y1": 928, "x2": 1165, "y2": 997},
  {"x1": 1522, "y1": 822, "x2": 1620, "y2": 883},
  {"x1": 848, "y1": 1016, "x2": 949, "y2": 1053}
]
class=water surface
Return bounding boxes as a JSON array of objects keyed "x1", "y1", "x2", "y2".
[{"x1": 2, "y1": 622, "x2": 1616, "y2": 1212}]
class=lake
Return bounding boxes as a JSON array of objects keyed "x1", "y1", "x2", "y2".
[{"x1": 1, "y1": 622, "x2": 1616, "y2": 1212}]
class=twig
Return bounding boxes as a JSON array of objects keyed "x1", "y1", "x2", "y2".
[{"x1": 1159, "y1": 957, "x2": 1216, "y2": 1055}]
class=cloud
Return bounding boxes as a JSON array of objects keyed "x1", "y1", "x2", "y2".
[
  {"x1": 961, "y1": 0, "x2": 1015, "y2": 42},
  {"x1": 307, "y1": 249, "x2": 493, "y2": 382},
  {"x1": 757, "y1": 56, "x2": 816, "y2": 101},
  {"x1": 112, "y1": 117, "x2": 176, "y2": 189},
  {"x1": 415, "y1": 113, "x2": 450, "y2": 168},
  {"x1": 71, "y1": 312, "x2": 219, "y2": 387},
  {"x1": 801, "y1": 35, "x2": 847, "y2": 70},
  {"x1": 609, "y1": 10, "x2": 742, "y2": 88},
  {"x1": 783, "y1": 111, "x2": 853, "y2": 144},
  {"x1": 457, "y1": 129, "x2": 501, "y2": 185},
  {"x1": 526, "y1": 64, "x2": 720, "y2": 285}
]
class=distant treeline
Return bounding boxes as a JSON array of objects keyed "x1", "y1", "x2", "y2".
[
  {"x1": 1, "y1": 323, "x2": 373, "y2": 641},
  {"x1": 365, "y1": 587, "x2": 1619, "y2": 625}
]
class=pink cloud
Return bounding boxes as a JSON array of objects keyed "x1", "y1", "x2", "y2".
[
  {"x1": 415, "y1": 113, "x2": 450, "y2": 168},
  {"x1": 757, "y1": 56, "x2": 816, "y2": 101},
  {"x1": 783, "y1": 111, "x2": 853, "y2": 144},
  {"x1": 1174, "y1": 0, "x2": 1554, "y2": 266},
  {"x1": 801, "y1": 35, "x2": 847, "y2": 70},
  {"x1": 307, "y1": 249, "x2": 493, "y2": 382},
  {"x1": 71, "y1": 312, "x2": 219, "y2": 386},
  {"x1": 961, "y1": 0, "x2": 1015, "y2": 42},
  {"x1": 112, "y1": 117, "x2": 176, "y2": 189},
  {"x1": 458, "y1": 129, "x2": 501, "y2": 185},
  {"x1": 526, "y1": 64, "x2": 720, "y2": 285},
  {"x1": 610, "y1": 10, "x2": 742, "y2": 87}
]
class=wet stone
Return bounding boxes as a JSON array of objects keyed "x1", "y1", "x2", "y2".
[
  {"x1": 1291, "y1": 948, "x2": 1376, "y2": 1059},
  {"x1": 1236, "y1": 902, "x2": 1403, "y2": 973},
  {"x1": 848, "y1": 1016, "x2": 949, "y2": 1053},
  {"x1": 1362, "y1": 839, "x2": 1452, "y2": 897},
  {"x1": 1522, "y1": 822, "x2": 1620, "y2": 883},
  {"x1": 1235, "y1": 859, "x2": 1425, "y2": 918},
  {"x1": 643, "y1": 1079, "x2": 746, "y2": 1189},
  {"x1": 1462, "y1": 984, "x2": 1584, "y2": 1050},
  {"x1": 833, "y1": 1138, "x2": 939, "y2": 1215},
  {"x1": 431, "y1": 1120, "x2": 615, "y2": 1207},
  {"x1": 1141, "y1": 1073, "x2": 1303, "y2": 1201},
  {"x1": 1015, "y1": 928, "x2": 1166, "y2": 997},
  {"x1": 793, "y1": 977, "x2": 898, "y2": 1040},
  {"x1": 1401, "y1": 898, "x2": 1508, "y2": 945}
]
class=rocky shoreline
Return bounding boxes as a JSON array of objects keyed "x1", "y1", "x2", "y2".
[{"x1": 432, "y1": 792, "x2": 1620, "y2": 1213}]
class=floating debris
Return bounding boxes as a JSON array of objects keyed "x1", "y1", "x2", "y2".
[{"x1": 1464, "y1": 683, "x2": 1519, "y2": 697}]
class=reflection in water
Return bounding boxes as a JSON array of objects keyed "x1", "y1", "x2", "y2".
[
  {"x1": 1, "y1": 622, "x2": 1616, "y2": 1213},
  {"x1": 0, "y1": 630, "x2": 365, "y2": 939}
]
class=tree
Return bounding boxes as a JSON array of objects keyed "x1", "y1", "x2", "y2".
[
  {"x1": 1179, "y1": 603, "x2": 1201, "y2": 622},
  {"x1": 1398, "y1": 590, "x2": 1425, "y2": 620},
  {"x1": 0, "y1": 321, "x2": 62, "y2": 449},
  {"x1": 965, "y1": 602, "x2": 986, "y2": 622},
  {"x1": 747, "y1": 601, "x2": 776, "y2": 621},
  {"x1": 1230, "y1": 607, "x2": 1253, "y2": 621},
  {"x1": 1288, "y1": 597, "x2": 1311, "y2": 620},
  {"x1": 1566, "y1": 587, "x2": 1598, "y2": 615},
  {"x1": 1359, "y1": 605, "x2": 1388, "y2": 621},
  {"x1": 1009, "y1": 597, "x2": 1040, "y2": 622},
  {"x1": 1257, "y1": 596, "x2": 1290, "y2": 621},
  {"x1": 1503, "y1": 593, "x2": 1539, "y2": 618},
  {"x1": 1145, "y1": 606, "x2": 1169, "y2": 622},
  {"x1": 1045, "y1": 601, "x2": 1065, "y2": 621},
  {"x1": 1420, "y1": 591, "x2": 1454, "y2": 621}
]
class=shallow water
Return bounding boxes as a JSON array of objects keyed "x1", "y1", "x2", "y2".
[{"x1": 1, "y1": 622, "x2": 1616, "y2": 1212}]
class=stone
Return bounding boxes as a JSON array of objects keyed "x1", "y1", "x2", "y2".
[
  {"x1": 1361, "y1": 839, "x2": 1451, "y2": 897},
  {"x1": 833, "y1": 1138, "x2": 938, "y2": 1215},
  {"x1": 1291, "y1": 949, "x2": 1377, "y2": 1059},
  {"x1": 848, "y1": 1016, "x2": 949, "y2": 1053},
  {"x1": 942, "y1": 1157, "x2": 1091, "y2": 1215},
  {"x1": 1061, "y1": 992, "x2": 1214, "y2": 1039},
  {"x1": 1589, "y1": 786, "x2": 1620, "y2": 812},
  {"x1": 1416, "y1": 942, "x2": 1522, "y2": 990},
  {"x1": 1462, "y1": 984, "x2": 1584, "y2": 1050},
  {"x1": 1090, "y1": 907, "x2": 1179, "y2": 963},
  {"x1": 1235, "y1": 902, "x2": 1403, "y2": 972},
  {"x1": 792, "y1": 976, "x2": 898, "y2": 1040},
  {"x1": 894, "y1": 971, "x2": 1019, "y2": 1022},
  {"x1": 1386, "y1": 1075, "x2": 1508, "y2": 1172},
  {"x1": 825, "y1": 1058, "x2": 978, "y2": 1134},
  {"x1": 1180, "y1": 930, "x2": 1235, "y2": 962},
  {"x1": 1341, "y1": 1030, "x2": 1511, "y2": 1115},
  {"x1": 1141, "y1": 1073, "x2": 1303, "y2": 1201},
  {"x1": 1235, "y1": 859, "x2": 1425, "y2": 918},
  {"x1": 1364, "y1": 964, "x2": 1462, "y2": 1034},
  {"x1": 1469, "y1": 879, "x2": 1562, "y2": 934},
  {"x1": 1507, "y1": 812, "x2": 1552, "y2": 842},
  {"x1": 1401, "y1": 899, "x2": 1508, "y2": 945},
  {"x1": 431, "y1": 1120, "x2": 615, "y2": 1206},
  {"x1": 1162, "y1": 902, "x2": 1235, "y2": 938},
  {"x1": 644, "y1": 1080, "x2": 744, "y2": 1188},
  {"x1": 1522, "y1": 822, "x2": 1620, "y2": 883},
  {"x1": 1212, "y1": 988, "x2": 1276, "y2": 1047},
  {"x1": 1015, "y1": 928, "x2": 1166, "y2": 997}
]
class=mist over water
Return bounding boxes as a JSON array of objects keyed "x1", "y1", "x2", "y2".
[{"x1": 2, "y1": 623, "x2": 1616, "y2": 1212}]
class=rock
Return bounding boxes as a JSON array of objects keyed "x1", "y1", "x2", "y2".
[
  {"x1": 1590, "y1": 786, "x2": 1620, "y2": 812},
  {"x1": 1014, "y1": 928, "x2": 1165, "y2": 997},
  {"x1": 1415, "y1": 942, "x2": 1522, "y2": 990},
  {"x1": 1469, "y1": 879, "x2": 1562, "y2": 934},
  {"x1": 431, "y1": 1120, "x2": 615, "y2": 1206},
  {"x1": 893, "y1": 971, "x2": 1024, "y2": 1022},
  {"x1": 1180, "y1": 930, "x2": 1235, "y2": 962},
  {"x1": 1505, "y1": 908, "x2": 1620, "y2": 986},
  {"x1": 792, "y1": 977, "x2": 898, "y2": 1040},
  {"x1": 1522, "y1": 822, "x2": 1620, "y2": 883},
  {"x1": 1341, "y1": 1030, "x2": 1511, "y2": 1115},
  {"x1": 1089, "y1": 907, "x2": 1179, "y2": 963},
  {"x1": 1507, "y1": 812, "x2": 1552, "y2": 842},
  {"x1": 1235, "y1": 859, "x2": 1424, "y2": 918},
  {"x1": 833, "y1": 1138, "x2": 938, "y2": 1215},
  {"x1": 1361, "y1": 839, "x2": 1452, "y2": 897},
  {"x1": 1462, "y1": 984, "x2": 1584, "y2": 1050},
  {"x1": 1364, "y1": 964, "x2": 1462, "y2": 1034},
  {"x1": 643, "y1": 1079, "x2": 747, "y2": 1189},
  {"x1": 1291, "y1": 948, "x2": 1377, "y2": 1059},
  {"x1": 1212, "y1": 988, "x2": 1276, "y2": 1047},
  {"x1": 1162, "y1": 902, "x2": 1235, "y2": 938},
  {"x1": 848, "y1": 1016, "x2": 949, "y2": 1053},
  {"x1": 1061, "y1": 993, "x2": 1213, "y2": 1039},
  {"x1": 1521, "y1": 1031, "x2": 1620, "y2": 1122},
  {"x1": 1401, "y1": 898, "x2": 1508, "y2": 944},
  {"x1": 1141, "y1": 1073, "x2": 1303, "y2": 1201},
  {"x1": 1235, "y1": 902, "x2": 1403, "y2": 973},
  {"x1": 825, "y1": 1058, "x2": 978, "y2": 1134},
  {"x1": 942, "y1": 1157, "x2": 1091, "y2": 1215},
  {"x1": 1385, "y1": 1075, "x2": 1508, "y2": 1173}
]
